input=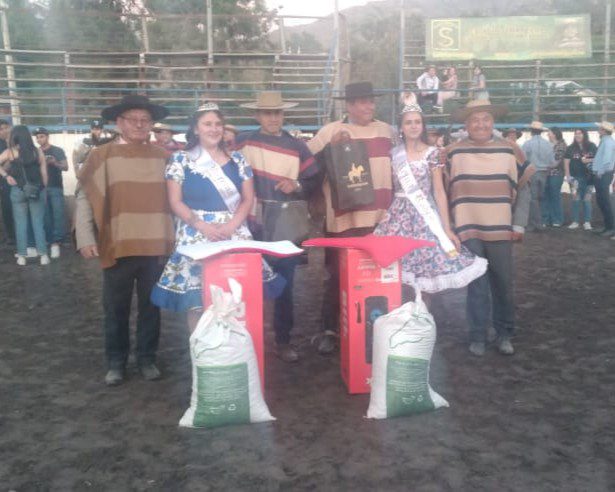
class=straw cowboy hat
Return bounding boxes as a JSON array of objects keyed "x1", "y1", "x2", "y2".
[
  {"x1": 240, "y1": 91, "x2": 298, "y2": 110},
  {"x1": 452, "y1": 99, "x2": 508, "y2": 123},
  {"x1": 529, "y1": 121, "x2": 549, "y2": 132},
  {"x1": 102, "y1": 94, "x2": 169, "y2": 122},
  {"x1": 333, "y1": 81, "x2": 383, "y2": 100},
  {"x1": 596, "y1": 121, "x2": 615, "y2": 133},
  {"x1": 152, "y1": 122, "x2": 179, "y2": 134}
]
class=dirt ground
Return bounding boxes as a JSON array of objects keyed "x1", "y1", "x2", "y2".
[{"x1": 1, "y1": 204, "x2": 615, "y2": 491}]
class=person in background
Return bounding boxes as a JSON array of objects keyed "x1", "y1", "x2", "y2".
[
  {"x1": 470, "y1": 66, "x2": 488, "y2": 100},
  {"x1": 73, "y1": 120, "x2": 116, "y2": 177},
  {"x1": 437, "y1": 66, "x2": 458, "y2": 110},
  {"x1": 151, "y1": 122, "x2": 184, "y2": 153},
  {"x1": 416, "y1": 66, "x2": 440, "y2": 111},
  {"x1": 543, "y1": 127, "x2": 566, "y2": 227},
  {"x1": 0, "y1": 125, "x2": 49, "y2": 266},
  {"x1": 522, "y1": 121, "x2": 555, "y2": 231},
  {"x1": 564, "y1": 128, "x2": 596, "y2": 230},
  {"x1": 76, "y1": 95, "x2": 175, "y2": 386},
  {"x1": 33, "y1": 127, "x2": 68, "y2": 258},
  {"x1": 591, "y1": 121, "x2": 615, "y2": 237},
  {"x1": 0, "y1": 119, "x2": 14, "y2": 244},
  {"x1": 223, "y1": 124, "x2": 239, "y2": 150}
]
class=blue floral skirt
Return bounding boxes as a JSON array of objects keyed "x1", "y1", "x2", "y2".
[{"x1": 151, "y1": 209, "x2": 285, "y2": 312}]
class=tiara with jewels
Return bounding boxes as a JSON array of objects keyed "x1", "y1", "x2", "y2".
[
  {"x1": 196, "y1": 102, "x2": 220, "y2": 112},
  {"x1": 399, "y1": 91, "x2": 422, "y2": 114}
]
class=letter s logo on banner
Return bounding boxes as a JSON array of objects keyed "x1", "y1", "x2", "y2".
[{"x1": 432, "y1": 20, "x2": 460, "y2": 52}]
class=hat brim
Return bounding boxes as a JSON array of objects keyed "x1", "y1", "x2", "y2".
[
  {"x1": 332, "y1": 92, "x2": 385, "y2": 100},
  {"x1": 152, "y1": 127, "x2": 179, "y2": 134},
  {"x1": 240, "y1": 102, "x2": 298, "y2": 109},
  {"x1": 452, "y1": 104, "x2": 508, "y2": 123},
  {"x1": 595, "y1": 122, "x2": 614, "y2": 132},
  {"x1": 102, "y1": 102, "x2": 169, "y2": 122}
]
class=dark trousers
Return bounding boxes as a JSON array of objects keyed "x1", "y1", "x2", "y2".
[
  {"x1": 102, "y1": 256, "x2": 164, "y2": 370},
  {"x1": 321, "y1": 227, "x2": 373, "y2": 333},
  {"x1": 463, "y1": 239, "x2": 514, "y2": 343},
  {"x1": 270, "y1": 255, "x2": 302, "y2": 344},
  {"x1": 0, "y1": 180, "x2": 14, "y2": 241},
  {"x1": 594, "y1": 171, "x2": 614, "y2": 230}
]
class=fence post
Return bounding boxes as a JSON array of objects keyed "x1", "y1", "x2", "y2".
[
  {"x1": 62, "y1": 52, "x2": 69, "y2": 127},
  {"x1": 141, "y1": 14, "x2": 150, "y2": 52},
  {"x1": 602, "y1": 0, "x2": 612, "y2": 121},
  {"x1": 0, "y1": 0, "x2": 21, "y2": 124},
  {"x1": 532, "y1": 59, "x2": 541, "y2": 121},
  {"x1": 206, "y1": 0, "x2": 213, "y2": 66},
  {"x1": 278, "y1": 17, "x2": 286, "y2": 53}
]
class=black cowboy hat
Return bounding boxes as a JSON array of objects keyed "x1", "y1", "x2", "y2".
[
  {"x1": 101, "y1": 94, "x2": 169, "y2": 122},
  {"x1": 333, "y1": 81, "x2": 383, "y2": 100}
]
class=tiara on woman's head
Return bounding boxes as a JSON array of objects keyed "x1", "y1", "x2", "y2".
[
  {"x1": 196, "y1": 102, "x2": 220, "y2": 112},
  {"x1": 401, "y1": 103, "x2": 423, "y2": 114}
]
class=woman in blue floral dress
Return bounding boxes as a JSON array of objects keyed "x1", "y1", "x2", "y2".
[
  {"x1": 374, "y1": 102, "x2": 487, "y2": 294},
  {"x1": 151, "y1": 103, "x2": 283, "y2": 332}
]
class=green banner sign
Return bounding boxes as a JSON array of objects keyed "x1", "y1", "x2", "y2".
[{"x1": 426, "y1": 15, "x2": 592, "y2": 61}]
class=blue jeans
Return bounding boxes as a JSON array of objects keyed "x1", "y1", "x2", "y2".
[
  {"x1": 10, "y1": 186, "x2": 48, "y2": 256},
  {"x1": 529, "y1": 171, "x2": 548, "y2": 229},
  {"x1": 541, "y1": 175, "x2": 564, "y2": 225},
  {"x1": 463, "y1": 239, "x2": 514, "y2": 343},
  {"x1": 571, "y1": 175, "x2": 592, "y2": 223},
  {"x1": 44, "y1": 186, "x2": 66, "y2": 243},
  {"x1": 594, "y1": 171, "x2": 614, "y2": 230},
  {"x1": 269, "y1": 255, "x2": 302, "y2": 344}
]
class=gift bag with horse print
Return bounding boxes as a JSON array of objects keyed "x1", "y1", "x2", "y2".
[{"x1": 325, "y1": 139, "x2": 375, "y2": 212}]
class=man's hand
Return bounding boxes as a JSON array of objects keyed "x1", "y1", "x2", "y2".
[
  {"x1": 511, "y1": 231, "x2": 524, "y2": 242},
  {"x1": 331, "y1": 130, "x2": 351, "y2": 145},
  {"x1": 274, "y1": 178, "x2": 299, "y2": 194},
  {"x1": 6, "y1": 176, "x2": 17, "y2": 186},
  {"x1": 79, "y1": 244, "x2": 99, "y2": 258}
]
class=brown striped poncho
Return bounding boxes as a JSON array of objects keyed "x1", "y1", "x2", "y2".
[{"x1": 79, "y1": 142, "x2": 175, "y2": 268}]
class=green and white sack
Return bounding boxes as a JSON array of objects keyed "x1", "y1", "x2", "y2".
[
  {"x1": 179, "y1": 279, "x2": 275, "y2": 428},
  {"x1": 366, "y1": 291, "x2": 448, "y2": 419}
]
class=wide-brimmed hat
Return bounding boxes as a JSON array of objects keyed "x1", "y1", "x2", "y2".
[
  {"x1": 101, "y1": 94, "x2": 169, "y2": 122},
  {"x1": 529, "y1": 121, "x2": 549, "y2": 132},
  {"x1": 152, "y1": 122, "x2": 179, "y2": 134},
  {"x1": 333, "y1": 81, "x2": 383, "y2": 100},
  {"x1": 240, "y1": 91, "x2": 298, "y2": 110},
  {"x1": 452, "y1": 99, "x2": 508, "y2": 123},
  {"x1": 596, "y1": 121, "x2": 615, "y2": 133}
]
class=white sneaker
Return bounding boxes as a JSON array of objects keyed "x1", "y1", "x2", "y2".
[
  {"x1": 50, "y1": 243, "x2": 60, "y2": 258},
  {"x1": 16, "y1": 256, "x2": 26, "y2": 266},
  {"x1": 568, "y1": 222, "x2": 579, "y2": 229},
  {"x1": 26, "y1": 247, "x2": 37, "y2": 258},
  {"x1": 40, "y1": 254, "x2": 50, "y2": 266},
  {"x1": 583, "y1": 222, "x2": 592, "y2": 231}
]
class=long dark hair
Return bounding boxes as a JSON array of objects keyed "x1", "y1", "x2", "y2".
[
  {"x1": 399, "y1": 110, "x2": 428, "y2": 145},
  {"x1": 185, "y1": 108, "x2": 228, "y2": 155},
  {"x1": 10, "y1": 125, "x2": 37, "y2": 163},
  {"x1": 571, "y1": 128, "x2": 590, "y2": 152},
  {"x1": 550, "y1": 127, "x2": 564, "y2": 142}
]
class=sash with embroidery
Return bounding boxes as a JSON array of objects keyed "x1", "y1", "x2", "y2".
[{"x1": 393, "y1": 146, "x2": 458, "y2": 257}]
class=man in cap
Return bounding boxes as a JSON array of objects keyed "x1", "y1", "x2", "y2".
[
  {"x1": 151, "y1": 122, "x2": 184, "y2": 153},
  {"x1": 592, "y1": 121, "x2": 615, "y2": 237},
  {"x1": 76, "y1": 95, "x2": 175, "y2": 386},
  {"x1": 236, "y1": 91, "x2": 320, "y2": 362},
  {"x1": 446, "y1": 99, "x2": 522, "y2": 356},
  {"x1": 307, "y1": 81, "x2": 396, "y2": 354},
  {"x1": 521, "y1": 121, "x2": 556, "y2": 230},
  {"x1": 33, "y1": 127, "x2": 68, "y2": 258}
]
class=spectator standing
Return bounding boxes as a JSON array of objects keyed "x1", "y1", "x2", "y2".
[
  {"x1": 592, "y1": 121, "x2": 615, "y2": 237},
  {"x1": 470, "y1": 66, "x2": 488, "y2": 100},
  {"x1": 307, "y1": 81, "x2": 396, "y2": 354},
  {"x1": 522, "y1": 121, "x2": 556, "y2": 231},
  {"x1": 151, "y1": 122, "x2": 184, "y2": 153},
  {"x1": 564, "y1": 128, "x2": 596, "y2": 230},
  {"x1": 76, "y1": 95, "x2": 175, "y2": 386},
  {"x1": 416, "y1": 66, "x2": 440, "y2": 111},
  {"x1": 0, "y1": 119, "x2": 14, "y2": 244},
  {"x1": 437, "y1": 67, "x2": 458, "y2": 110},
  {"x1": 543, "y1": 127, "x2": 566, "y2": 227},
  {"x1": 0, "y1": 126, "x2": 49, "y2": 266},
  {"x1": 33, "y1": 127, "x2": 68, "y2": 258}
]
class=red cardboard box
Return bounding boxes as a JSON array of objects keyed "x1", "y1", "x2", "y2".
[
  {"x1": 202, "y1": 253, "x2": 264, "y2": 389},
  {"x1": 339, "y1": 248, "x2": 402, "y2": 394}
]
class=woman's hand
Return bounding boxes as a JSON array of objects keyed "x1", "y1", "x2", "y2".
[
  {"x1": 6, "y1": 176, "x2": 16, "y2": 186},
  {"x1": 445, "y1": 228, "x2": 461, "y2": 252},
  {"x1": 194, "y1": 221, "x2": 226, "y2": 241},
  {"x1": 215, "y1": 222, "x2": 237, "y2": 240}
]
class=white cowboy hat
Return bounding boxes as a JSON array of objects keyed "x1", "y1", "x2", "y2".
[
  {"x1": 240, "y1": 91, "x2": 298, "y2": 110},
  {"x1": 452, "y1": 99, "x2": 508, "y2": 123},
  {"x1": 595, "y1": 121, "x2": 615, "y2": 133},
  {"x1": 529, "y1": 121, "x2": 549, "y2": 132}
]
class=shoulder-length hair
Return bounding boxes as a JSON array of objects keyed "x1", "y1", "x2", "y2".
[
  {"x1": 398, "y1": 110, "x2": 428, "y2": 145},
  {"x1": 10, "y1": 125, "x2": 37, "y2": 163},
  {"x1": 184, "y1": 108, "x2": 228, "y2": 156}
]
